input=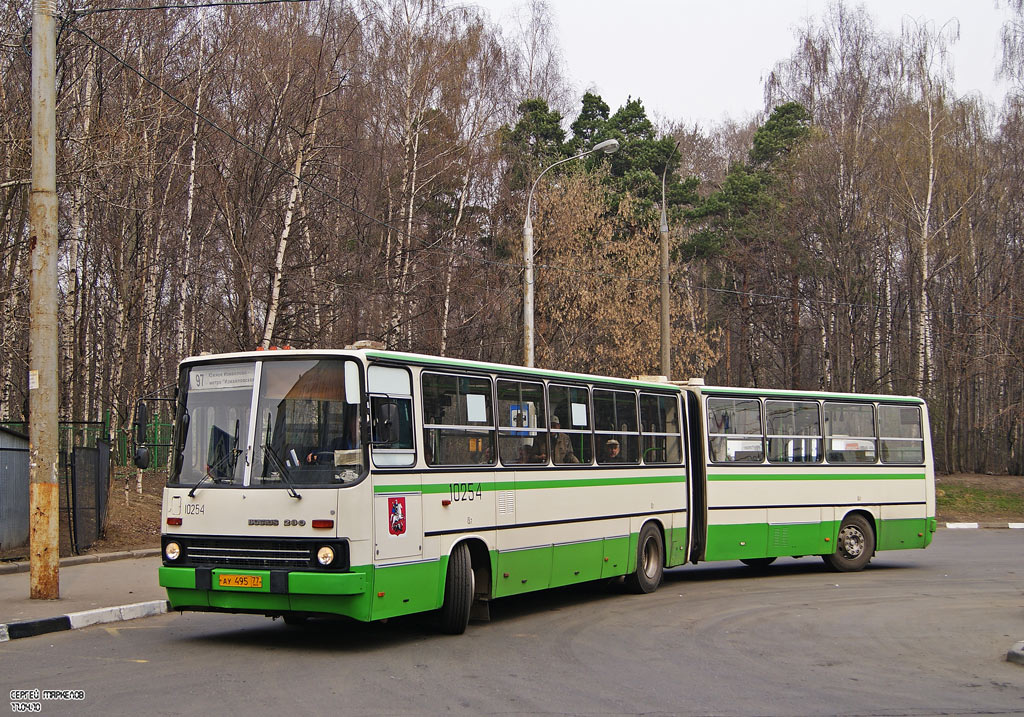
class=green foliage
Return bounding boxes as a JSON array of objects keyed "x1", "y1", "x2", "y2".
[
  {"x1": 567, "y1": 91, "x2": 610, "y2": 151},
  {"x1": 502, "y1": 98, "x2": 567, "y2": 191},
  {"x1": 682, "y1": 103, "x2": 811, "y2": 261},
  {"x1": 504, "y1": 93, "x2": 699, "y2": 232},
  {"x1": 570, "y1": 95, "x2": 698, "y2": 216},
  {"x1": 750, "y1": 101, "x2": 811, "y2": 166}
]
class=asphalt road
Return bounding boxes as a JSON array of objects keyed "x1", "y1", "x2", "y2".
[{"x1": 2, "y1": 530, "x2": 1023, "y2": 716}]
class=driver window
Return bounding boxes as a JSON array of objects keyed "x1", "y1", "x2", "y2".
[{"x1": 368, "y1": 365, "x2": 415, "y2": 467}]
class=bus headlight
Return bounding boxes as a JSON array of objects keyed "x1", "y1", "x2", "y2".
[
  {"x1": 165, "y1": 541, "x2": 181, "y2": 561},
  {"x1": 316, "y1": 546, "x2": 335, "y2": 566}
]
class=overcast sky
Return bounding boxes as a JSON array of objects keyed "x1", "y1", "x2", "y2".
[{"x1": 469, "y1": 0, "x2": 1013, "y2": 128}]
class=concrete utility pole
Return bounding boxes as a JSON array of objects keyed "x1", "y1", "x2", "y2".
[
  {"x1": 29, "y1": 0, "x2": 60, "y2": 599},
  {"x1": 659, "y1": 163, "x2": 671, "y2": 379}
]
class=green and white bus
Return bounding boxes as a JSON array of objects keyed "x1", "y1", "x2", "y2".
[{"x1": 147, "y1": 346, "x2": 935, "y2": 633}]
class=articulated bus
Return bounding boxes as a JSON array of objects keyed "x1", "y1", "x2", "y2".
[{"x1": 147, "y1": 346, "x2": 936, "y2": 633}]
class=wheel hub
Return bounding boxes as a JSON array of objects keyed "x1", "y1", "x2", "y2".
[{"x1": 839, "y1": 526, "x2": 865, "y2": 558}]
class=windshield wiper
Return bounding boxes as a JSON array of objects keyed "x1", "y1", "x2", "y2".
[
  {"x1": 188, "y1": 450, "x2": 241, "y2": 497},
  {"x1": 263, "y1": 428, "x2": 302, "y2": 499},
  {"x1": 188, "y1": 420, "x2": 241, "y2": 498}
]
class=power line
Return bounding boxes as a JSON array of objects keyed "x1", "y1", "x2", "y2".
[
  {"x1": 66, "y1": 18, "x2": 395, "y2": 239},
  {"x1": 64, "y1": 18, "x2": 1024, "y2": 329},
  {"x1": 70, "y1": 0, "x2": 316, "y2": 17}
]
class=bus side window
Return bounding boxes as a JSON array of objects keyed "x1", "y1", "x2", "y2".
[
  {"x1": 824, "y1": 402, "x2": 876, "y2": 464},
  {"x1": 707, "y1": 398, "x2": 764, "y2": 463}
]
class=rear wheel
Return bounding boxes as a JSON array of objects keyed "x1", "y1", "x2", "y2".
[
  {"x1": 439, "y1": 542, "x2": 474, "y2": 634},
  {"x1": 823, "y1": 513, "x2": 875, "y2": 572},
  {"x1": 625, "y1": 523, "x2": 664, "y2": 594}
]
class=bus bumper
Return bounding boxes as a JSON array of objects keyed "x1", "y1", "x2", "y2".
[{"x1": 159, "y1": 566, "x2": 370, "y2": 618}]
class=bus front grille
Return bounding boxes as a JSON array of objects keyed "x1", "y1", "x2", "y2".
[{"x1": 163, "y1": 535, "x2": 349, "y2": 571}]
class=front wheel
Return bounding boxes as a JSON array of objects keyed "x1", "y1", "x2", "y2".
[
  {"x1": 439, "y1": 542, "x2": 474, "y2": 634},
  {"x1": 823, "y1": 514, "x2": 875, "y2": 572},
  {"x1": 625, "y1": 523, "x2": 664, "y2": 594}
]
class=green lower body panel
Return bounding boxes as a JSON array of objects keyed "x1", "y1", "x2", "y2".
[
  {"x1": 877, "y1": 517, "x2": 929, "y2": 551},
  {"x1": 601, "y1": 536, "x2": 630, "y2": 578},
  {"x1": 370, "y1": 561, "x2": 442, "y2": 620},
  {"x1": 160, "y1": 566, "x2": 373, "y2": 621},
  {"x1": 550, "y1": 541, "x2": 604, "y2": 587},
  {"x1": 495, "y1": 546, "x2": 552, "y2": 597},
  {"x1": 705, "y1": 521, "x2": 832, "y2": 561},
  {"x1": 704, "y1": 515, "x2": 934, "y2": 562},
  {"x1": 766, "y1": 521, "x2": 833, "y2": 558},
  {"x1": 704, "y1": 523, "x2": 770, "y2": 562},
  {"x1": 665, "y1": 526, "x2": 688, "y2": 567}
]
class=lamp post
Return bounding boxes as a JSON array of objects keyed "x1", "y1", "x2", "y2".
[
  {"x1": 523, "y1": 138, "x2": 619, "y2": 367},
  {"x1": 659, "y1": 140, "x2": 680, "y2": 380}
]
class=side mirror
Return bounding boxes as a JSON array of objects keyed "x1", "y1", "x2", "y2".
[
  {"x1": 134, "y1": 400, "x2": 149, "y2": 446},
  {"x1": 133, "y1": 400, "x2": 150, "y2": 469},
  {"x1": 133, "y1": 445, "x2": 150, "y2": 470}
]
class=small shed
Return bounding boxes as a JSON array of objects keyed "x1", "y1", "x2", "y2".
[{"x1": 0, "y1": 425, "x2": 30, "y2": 553}]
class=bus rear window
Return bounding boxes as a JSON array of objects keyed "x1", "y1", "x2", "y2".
[{"x1": 879, "y1": 404, "x2": 924, "y2": 464}]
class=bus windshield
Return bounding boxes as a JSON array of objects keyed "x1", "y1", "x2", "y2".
[{"x1": 171, "y1": 358, "x2": 365, "y2": 488}]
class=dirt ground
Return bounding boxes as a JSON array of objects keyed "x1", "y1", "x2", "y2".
[{"x1": 88, "y1": 468, "x2": 165, "y2": 554}]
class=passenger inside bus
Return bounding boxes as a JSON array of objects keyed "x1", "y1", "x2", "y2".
[
  {"x1": 550, "y1": 416, "x2": 579, "y2": 463},
  {"x1": 603, "y1": 438, "x2": 622, "y2": 462}
]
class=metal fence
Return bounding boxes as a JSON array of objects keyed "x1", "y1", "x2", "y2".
[
  {"x1": 0, "y1": 416, "x2": 173, "y2": 469},
  {"x1": 67, "y1": 442, "x2": 109, "y2": 553},
  {"x1": 0, "y1": 446, "x2": 29, "y2": 553},
  {"x1": 0, "y1": 422, "x2": 111, "y2": 556}
]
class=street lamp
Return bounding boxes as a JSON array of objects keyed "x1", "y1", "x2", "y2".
[
  {"x1": 660, "y1": 140, "x2": 680, "y2": 379},
  {"x1": 522, "y1": 138, "x2": 619, "y2": 367}
]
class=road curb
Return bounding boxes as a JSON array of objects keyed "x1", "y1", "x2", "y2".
[
  {"x1": 0, "y1": 600, "x2": 169, "y2": 642},
  {"x1": 1008, "y1": 641, "x2": 1024, "y2": 666},
  {"x1": 0, "y1": 548, "x2": 161, "y2": 575},
  {"x1": 944, "y1": 522, "x2": 1024, "y2": 529}
]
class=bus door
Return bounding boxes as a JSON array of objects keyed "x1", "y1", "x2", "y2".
[
  {"x1": 368, "y1": 365, "x2": 421, "y2": 563},
  {"x1": 685, "y1": 390, "x2": 707, "y2": 563}
]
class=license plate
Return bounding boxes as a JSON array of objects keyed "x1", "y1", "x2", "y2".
[{"x1": 218, "y1": 574, "x2": 263, "y2": 589}]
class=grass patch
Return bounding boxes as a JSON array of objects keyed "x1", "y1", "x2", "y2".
[{"x1": 936, "y1": 484, "x2": 1024, "y2": 516}]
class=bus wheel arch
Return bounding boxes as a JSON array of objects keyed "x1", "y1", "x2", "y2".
[
  {"x1": 625, "y1": 520, "x2": 665, "y2": 594},
  {"x1": 823, "y1": 511, "x2": 876, "y2": 572}
]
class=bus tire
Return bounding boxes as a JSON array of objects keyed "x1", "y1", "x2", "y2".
[
  {"x1": 439, "y1": 542, "x2": 474, "y2": 634},
  {"x1": 740, "y1": 557, "x2": 776, "y2": 569},
  {"x1": 823, "y1": 513, "x2": 875, "y2": 572},
  {"x1": 625, "y1": 523, "x2": 664, "y2": 594}
]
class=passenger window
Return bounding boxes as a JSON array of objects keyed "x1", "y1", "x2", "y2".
[
  {"x1": 766, "y1": 400, "x2": 822, "y2": 464},
  {"x1": 497, "y1": 379, "x2": 547, "y2": 465},
  {"x1": 421, "y1": 373, "x2": 495, "y2": 466},
  {"x1": 707, "y1": 397, "x2": 763, "y2": 463},
  {"x1": 548, "y1": 384, "x2": 592, "y2": 464},
  {"x1": 879, "y1": 404, "x2": 924, "y2": 464},
  {"x1": 594, "y1": 389, "x2": 639, "y2": 464},
  {"x1": 640, "y1": 393, "x2": 683, "y2": 465},
  {"x1": 824, "y1": 402, "x2": 876, "y2": 463}
]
